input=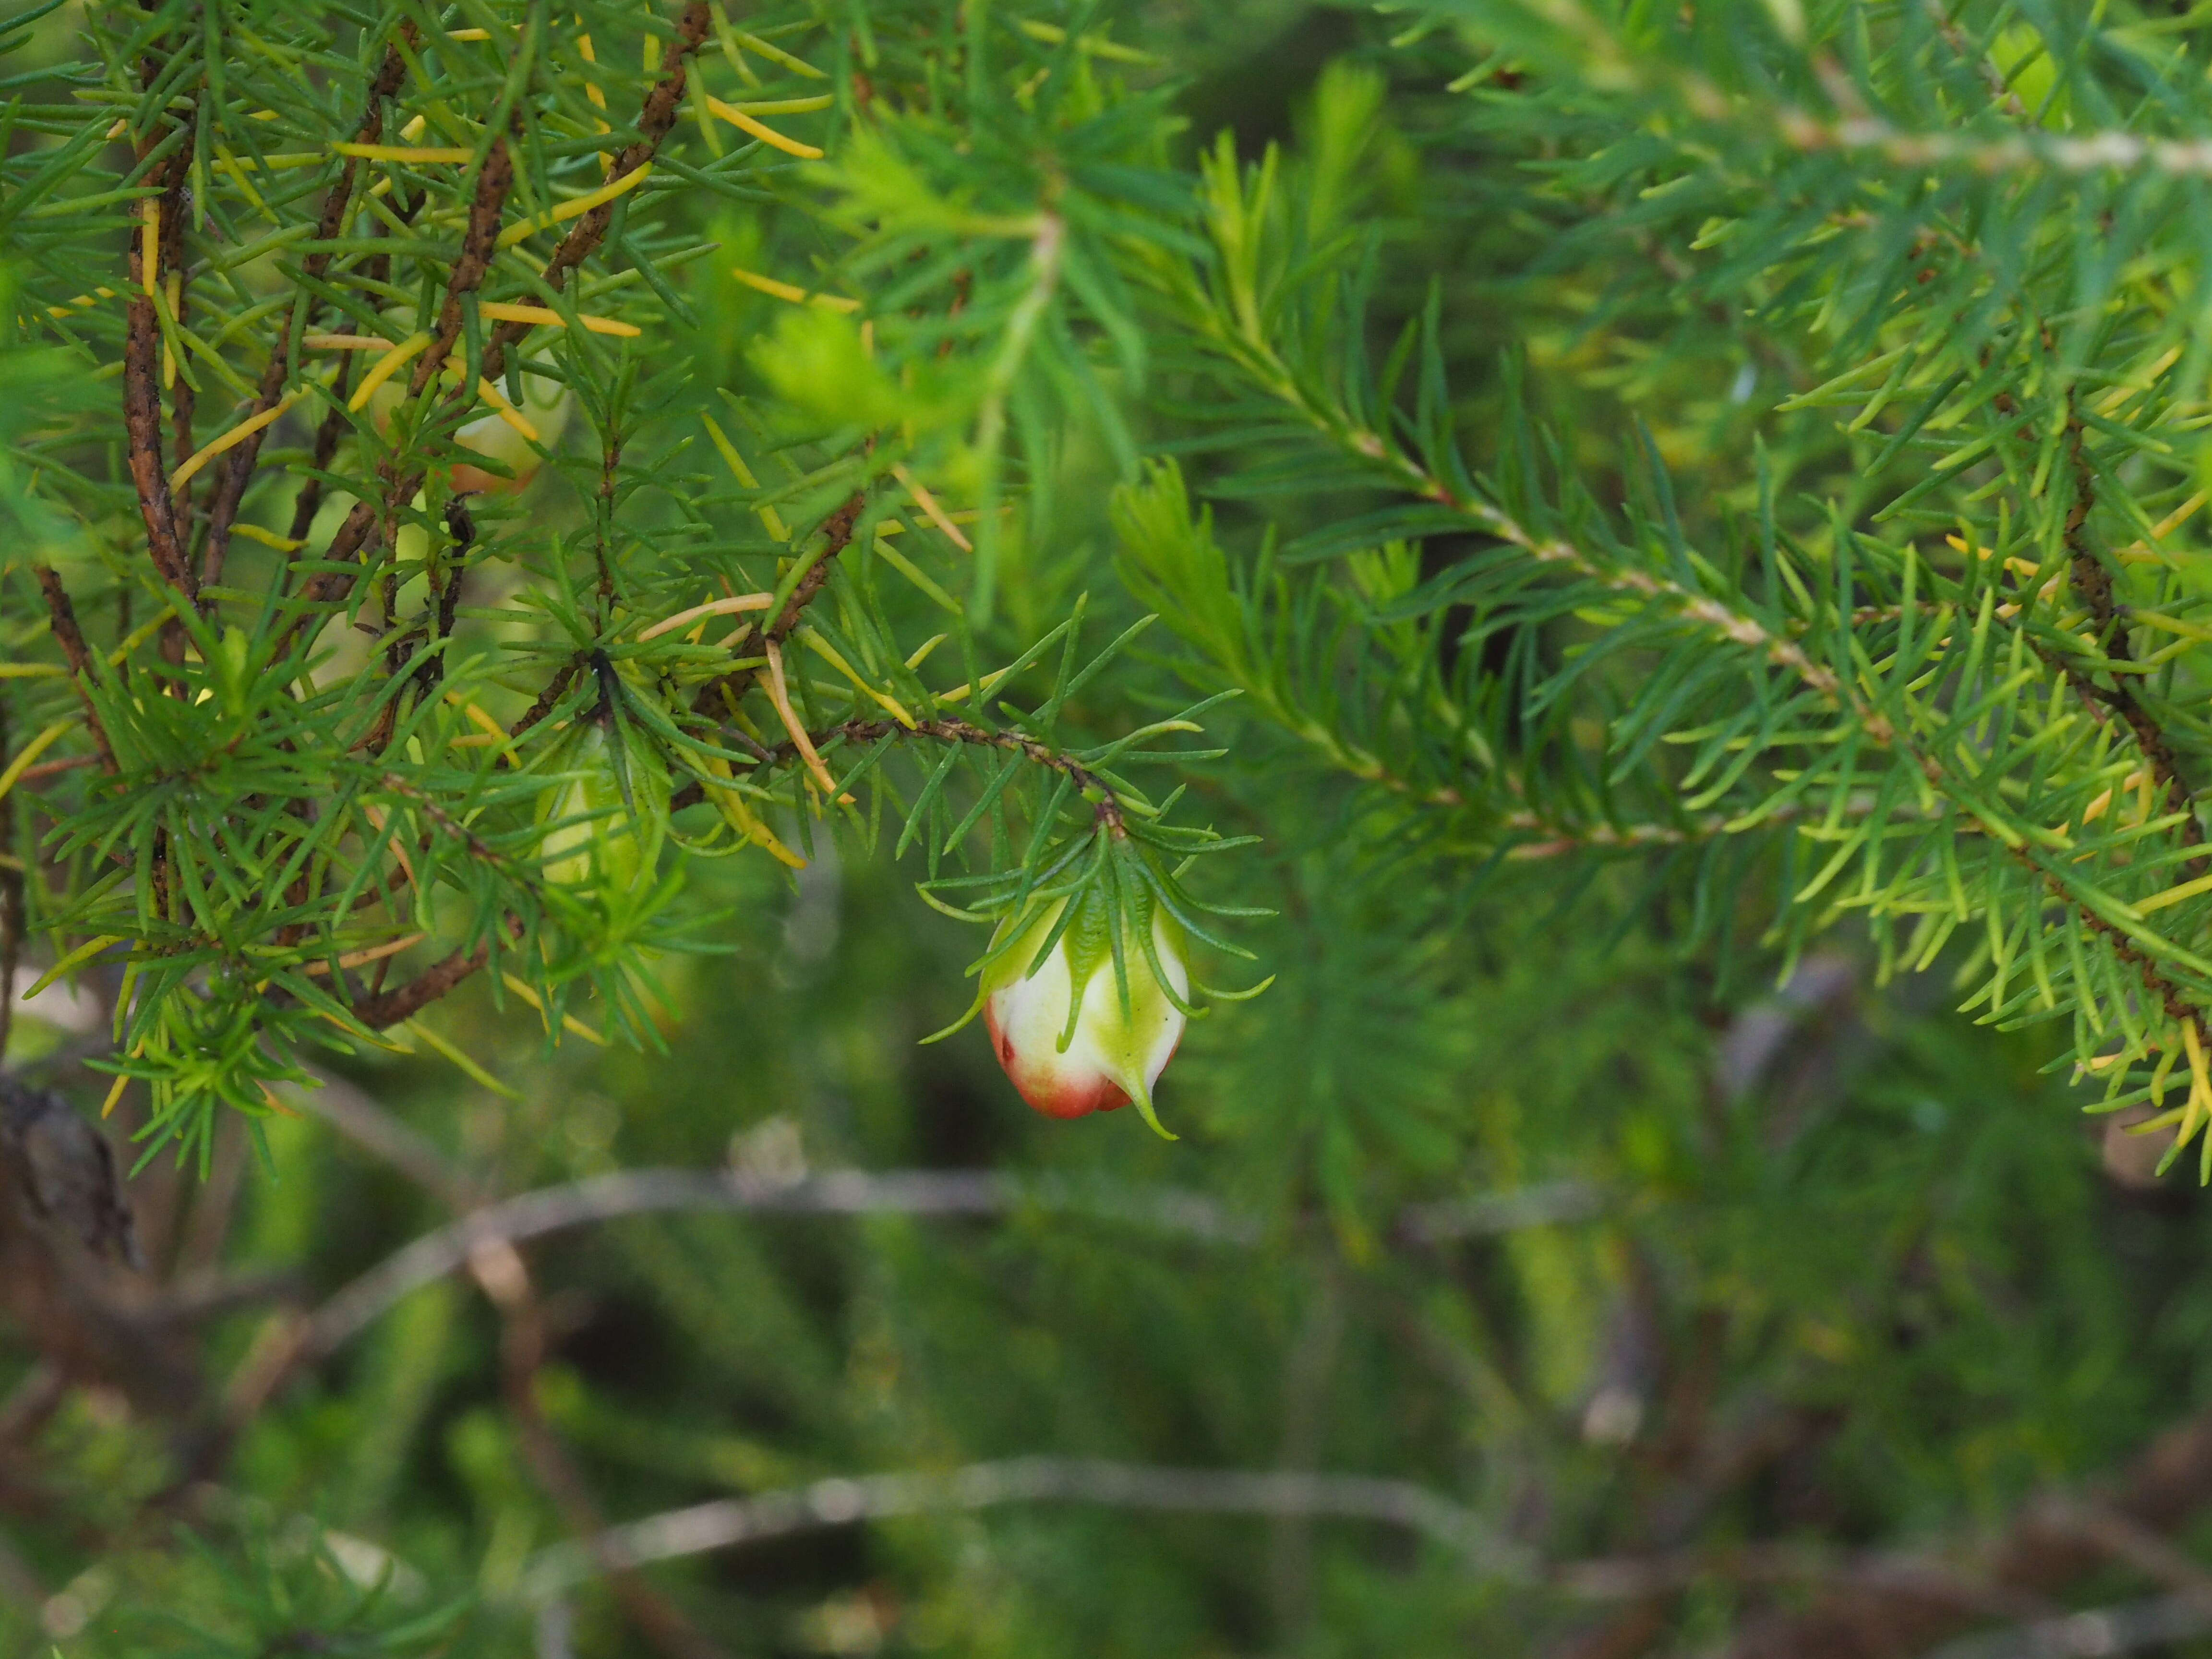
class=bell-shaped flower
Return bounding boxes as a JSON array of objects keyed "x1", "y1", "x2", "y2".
[
  {"x1": 368, "y1": 371, "x2": 571, "y2": 495},
  {"x1": 980, "y1": 892, "x2": 1189, "y2": 1136},
  {"x1": 449, "y1": 376, "x2": 572, "y2": 495}
]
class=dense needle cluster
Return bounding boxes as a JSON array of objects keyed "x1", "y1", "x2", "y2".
[{"x1": 0, "y1": 0, "x2": 1253, "y2": 1169}]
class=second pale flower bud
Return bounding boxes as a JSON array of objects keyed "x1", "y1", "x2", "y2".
[{"x1": 981, "y1": 892, "x2": 1189, "y2": 1136}]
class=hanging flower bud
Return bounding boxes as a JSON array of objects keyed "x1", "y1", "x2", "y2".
[
  {"x1": 537, "y1": 721, "x2": 668, "y2": 898},
  {"x1": 449, "y1": 375, "x2": 572, "y2": 496},
  {"x1": 980, "y1": 891, "x2": 1189, "y2": 1136},
  {"x1": 368, "y1": 373, "x2": 572, "y2": 495}
]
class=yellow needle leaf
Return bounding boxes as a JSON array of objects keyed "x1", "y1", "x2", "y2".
[
  {"x1": 478, "y1": 301, "x2": 640, "y2": 337},
  {"x1": 170, "y1": 389, "x2": 305, "y2": 489},
  {"x1": 495, "y1": 162, "x2": 653, "y2": 249},
  {"x1": 475, "y1": 377, "x2": 540, "y2": 442},
  {"x1": 0, "y1": 717, "x2": 78, "y2": 807},
  {"x1": 637, "y1": 592, "x2": 774, "y2": 641},
  {"x1": 334, "y1": 144, "x2": 475, "y2": 162},
  {"x1": 706, "y1": 97, "x2": 823, "y2": 158},
  {"x1": 728, "y1": 265, "x2": 858, "y2": 312},
  {"x1": 700, "y1": 413, "x2": 790, "y2": 540},
  {"x1": 348, "y1": 332, "x2": 432, "y2": 409}
]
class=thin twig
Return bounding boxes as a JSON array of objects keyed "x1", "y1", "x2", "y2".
[
  {"x1": 34, "y1": 568, "x2": 115, "y2": 773},
  {"x1": 2056, "y1": 411, "x2": 2205, "y2": 871},
  {"x1": 518, "y1": 1457, "x2": 1529, "y2": 1600},
  {"x1": 236, "y1": 1068, "x2": 719, "y2": 1659},
  {"x1": 1724, "y1": 1399, "x2": 2212, "y2": 1658},
  {"x1": 781, "y1": 715, "x2": 1126, "y2": 830},
  {"x1": 301, "y1": 1166, "x2": 1597, "y2": 1357},
  {"x1": 285, "y1": 1069, "x2": 469, "y2": 1207},
  {"x1": 296, "y1": 6, "x2": 709, "y2": 627},
  {"x1": 472, "y1": 1238, "x2": 730, "y2": 1659},
  {"x1": 292, "y1": 142, "x2": 516, "y2": 622},
  {"x1": 163, "y1": 164, "x2": 194, "y2": 534},
  {"x1": 508, "y1": 657, "x2": 586, "y2": 742},
  {"x1": 347, "y1": 940, "x2": 490, "y2": 1031},
  {"x1": 410, "y1": 138, "x2": 515, "y2": 398},
  {"x1": 480, "y1": 1, "x2": 714, "y2": 378},
  {"x1": 122, "y1": 110, "x2": 193, "y2": 610},
  {"x1": 2043, "y1": 1498, "x2": 2212, "y2": 1614},
  {"x1": 201, "y1": 31, "x2": 417, "y2": 588},
  {"x1": 688, "y1": 491, "x2": 868, "y2": 726}
]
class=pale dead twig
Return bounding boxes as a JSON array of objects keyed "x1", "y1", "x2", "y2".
[
  {"x1": 519, "y1": 1457, "x2": 1535, "y2": 1600},
  {"x1": 302, "y1": 1166, "x2": 1608, "y2": 1358}
]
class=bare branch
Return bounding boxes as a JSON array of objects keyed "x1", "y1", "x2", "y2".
[
  {"x1": 304, "y1": 1169, "x2": 1217, "y2": 1354},
  {"x1": 1398, "y1": 1180, "x2": 1605, "y2": 1243},
  {"x1": 346, "y1": 940, "x2": 490, "y2": 1031},
  {"x1": 298, "y1": 6, "x2": 710, "y2": 625},
  {"x1": 201, "y1": 31, "x2": 418, "y2": 588},
  {"x1": 36, "y1": 569, "x2": 115, "y2": 774},
  {"x1": 1924, "y1": 1595, "x2": 2212, "y2": 1659},
  {"x1": 765, "y1": 713, "x2": 1129, "y2": 833},
  {"x1": 301, "y1": 1166, "x2": 1600, "y2": 1358},
  {"x1": 519, "y1": 1457, "x2": 1531, "y2": 1600}
]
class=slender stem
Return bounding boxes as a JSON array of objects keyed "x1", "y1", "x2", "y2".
[
  {"x1": 122, "y1": 132, "x2": 193, "y2": 610},
  {"x1": 2057, "y1": 409, "x2": 2205, "y2": 870},
  {"x1": 34, "y1": 567, "x2": 115, "y2": 773},
  {"x1": 296, "y1": 5, "x2": 711, "y2": 626},
  {"x1": 784, "y1": 715, "x2": 1127, "y2": 834},
  {"x1": 202, "y1": 30, "x2": 417, "y2": 589},
  {"x1": 521, "y1": 1457, "x2": 1522, "y2": 1600},
  {"x1": 686, "y1": 488, "x2": 867, "y2": 721},
  {"x1": 508, "y1": 656, "x2": 586, "y2": 742},
  {"x1": 347, "y1": 940, "x2": 490, "y2": 1031}
]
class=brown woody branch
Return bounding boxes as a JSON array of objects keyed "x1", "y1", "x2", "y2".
[
  {"x1": 772, "y1": 715, "x2": 1128, "y2": 834},
  {"x1": 476, "y1": 0, "x2": 714, "y2": 385},
  {"x1": 281, "y1": 355, "x2": 356, "y2": 545},
  {"x1": 161, "y1": 163, "x2": 193, "y2": 516},
  {"x1": 336, "y1": 774, "x2": 534, "y2": 1026},
  {"x1": 2057, "y1": 412, "x2": 2206, "y2": 871},
  {"x1": 200, "y1": 30, "x2": 418, "y2": 589},
  {"x1": 122, "y1": 129, "x2": 193, "y2": 607},
  {"x1": 508, "y1": 656, "x2": 585, "y2": 742},
  {"x1": 348, "y1": 940, "x2": 490, "y2": 1031},
  {"x1": 687, "y1": 490, "x2": 868, "y2": 722},
  {"x1": 34, "y1": 567, "x2": 116, "y2": 774},
  {"x1": 292, "y1": 144, "x2": 517, "y2": 624},
  {"x1": 409, "y1": 137, "x2": 514, "y2": 398},
  {"x1": 766, "y1": 493, "x2": 866, "y2": 647},
  {"x1": 298, "y1": 5, "x2": 709, "y2": 624}
]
